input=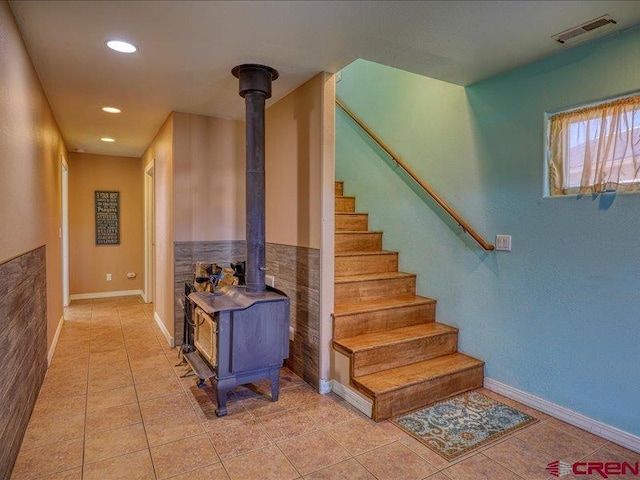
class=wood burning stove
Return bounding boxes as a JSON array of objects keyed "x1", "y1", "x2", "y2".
[{"x1": 182, "y1": 64, "x2": 290, "y2": 417}]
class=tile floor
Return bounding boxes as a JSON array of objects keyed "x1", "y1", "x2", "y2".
[{"x1": 11, "y1": 296, "x2": 639, "y2": 480}]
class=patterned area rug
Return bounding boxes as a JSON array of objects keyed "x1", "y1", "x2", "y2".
[{"x1": 391, "y1": 390, "x2": 538, "y2": 460}]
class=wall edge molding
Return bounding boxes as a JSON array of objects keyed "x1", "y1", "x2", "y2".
[
  {"x1": 331, "y1": 380, "x2": 373, "y2": 418},
  {"x1": 47, "y1": 315, "x2": 64, "y2": 366},
  {"x1": 70, "y1": 289, "x2": 143, "y2": 300},
  {"x1": 319, "y1": 379, "x2": 333, "y2": 394},
  {"x1": 484, "y1": 377, "x2": 640, "y2": 453},
  {"x1": 154, "y1": 311, "x2": 175, "y2": 348}
]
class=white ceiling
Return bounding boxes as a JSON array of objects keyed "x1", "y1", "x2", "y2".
[{"x1": 9, "y1": 1, "x2": 640, "y2": 158}]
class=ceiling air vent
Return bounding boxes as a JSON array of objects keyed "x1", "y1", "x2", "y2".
[{"x1": 552, "y1": 15, "x2": 617, "y2": 44}]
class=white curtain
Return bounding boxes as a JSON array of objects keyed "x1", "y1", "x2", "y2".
[{"x1": 549, "y1": 95, "x2": 640, "y2": 195}]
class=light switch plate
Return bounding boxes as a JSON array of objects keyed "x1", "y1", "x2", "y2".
[{"x1": 495, "y1": 235, "x2": 512, "y2": 251}]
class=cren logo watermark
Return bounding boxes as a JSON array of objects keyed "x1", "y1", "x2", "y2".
[{"x1": 547, "y1": 460, "x2": 640, "y2": 478}]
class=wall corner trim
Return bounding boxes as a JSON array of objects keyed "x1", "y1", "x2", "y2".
[
  {"x1": 154, "y1": 311, "x2": 175, "y2": 348},
  {"x1": 484, "y1": 377, "x2": 640, "y2": 453},
  {"x1": 47, "y1": 315, "x2": 65, "y2": 366},
  {"x1": 69, "y1": 289, "x2": 143, "y2": 300},
  {"x1": 319, "y1": 379, "x2": 333, "y2": 394},
  {"x1": 330, "y1": 380, "x2": 373, "y2": 418}
]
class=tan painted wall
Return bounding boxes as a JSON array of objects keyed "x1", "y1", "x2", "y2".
[
  {"x1": 141, "y1": 115, "x2": 174, "y2": 339},
  {"x1": 265, "y1": 73, "x2": 324, "y2": 249},
  {"x1": 0, "y1": 2, "x2": 67, "y2": 350},
  {"x1": 68, "y1": 153, "x2": 143, "y2": 295},
  {"x1": 173, "y1": 112, "x2": 245, "y2": 241}
]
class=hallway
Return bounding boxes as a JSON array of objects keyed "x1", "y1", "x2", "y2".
[{"x1": 11, "y1": 296, "x2": 637, "y2": 480}]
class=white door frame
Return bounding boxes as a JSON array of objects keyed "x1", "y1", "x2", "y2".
[
  {"x1": 61, "y1": 157, "x2": 70, "y2": 307},
  {"x1": 144, "y1": 160, "x2": 155, "y2": 304}
]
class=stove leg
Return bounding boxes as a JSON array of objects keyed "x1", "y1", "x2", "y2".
[
  {"x1": 215, "y1": 378, "x2": 234, "y2": 417},
  {"x1": 269, "y1": 367, "x2": 280, "y2": 402}
]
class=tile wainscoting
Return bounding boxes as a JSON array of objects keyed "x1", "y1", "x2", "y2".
[
  {"x1": 173, "y1": 241, "x2": 320, "y2": 389},
  {"x1": 0, "y1": 246, "x2": 48, "y2": 480}
]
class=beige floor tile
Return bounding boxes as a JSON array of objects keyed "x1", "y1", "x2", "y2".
[
  {"x1": 37, "y1": 377, "x2": 87, "y2": 399},
  {"x1": 325, "y1": 417, "x2": 399, "y2": 455},
  {"x1": 129, "y1": 354, "x2": 172, "y2": 372},
  {"x1": 166, "y1": 463, "x2": 230, "y2": 480},
  {"x1": 144, "y1": 409, "x2": 204, "y2": 447},
  {"x1": 297, "y1": 400, "x2": 361, "y2": 429},
  {"x1": 30, "y1": 394, "x2": 86, "y2": 420},
  {"x1": 150, "y1": 434, "x2": 219, "y2": 479},
  {"x1": 303, "y1": 458, "x2": 375, "y2": 480},
  {"x1": 20, "y1": 413, "x2": 85, "y2": 450},
  {"x1": 443, "y1": 453, "x2": 522, "y2": 480},
  {"x1": 543, "y1": 418, "x2": 609, "y2": 448},
  {"x1": 83, "y1": 449, "x2": 155, "y2": 480},
  {"x1": 206, "y1": 419, "x2": 272, "y2": 460},
  {"x1": 139, "y1": 392, "x2": 194, "y2": 421},
  {"x1": 84, "y1": 422, "x2": 148, "y2": 464},
  {"x1": 424, "y1": 473, "x2": 450, "y2": 480},
  {"x1": 85, "y1": 403, "x2": 142, "y2": 434},
  {"x1": 88, "y1": 359, "x2": 131, "y2": 375},
  {"x1": 222, "y1": 445, "x2": 298, "y2": 480},
  {"x1": 257, "y1": 408, "x2": 318, "y2": 442},
  {"x1": 87, "y1": 385, "x2": 138, "y2": 411},
  {"x1": 87, "y1": 370, "x2": 134, "y2": 393},
  {"x1": 600, "y1": 442, "x2": 640, "y2": 462},
  {"x1": 278, "y1": 430, "x2": 350, "y2": 475},
  {"x1": 356, "y1": 441, "x2": 435, "y2": 480},
  {"x1": 400, "y1": 436, "x2": 456, "y2": 470},
  {"x1": 11, "y1": 438, "x2": 83, "y2": 480},
  {"x1": 36, "y1": 467, "x2": 83, "y2": 479},
  {"x1": 132, "y1": 363, "x2": 176, "y2": 385},
  {"x1": 516, "y1": 422, "x2": 602, "y2": 462},
  {"x1": 484, "y1": 436, "x2": 553, "y2": 480},
  {"x1": 135, "y1": 375, "x2": 185, "y2": 402}
]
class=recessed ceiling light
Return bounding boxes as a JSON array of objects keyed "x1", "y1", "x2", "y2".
[
  {"x1": 101, "y1": 137, "x2": 115, "y2": 143},
  {"x1": 101, "y1": 106, "x2": 121, "y2": 114},
  {"x1": 106, "y1": 40, "x2": 137, "y2": 53}
]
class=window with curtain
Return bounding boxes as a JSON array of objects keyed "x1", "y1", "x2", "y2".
[{"x1": 548, "y1": 94, "x2": 640, "y2": 196}]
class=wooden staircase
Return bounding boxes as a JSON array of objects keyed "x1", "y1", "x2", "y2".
[{"x1": 333, "y1": 181, "x2": 484, "y2": 421}]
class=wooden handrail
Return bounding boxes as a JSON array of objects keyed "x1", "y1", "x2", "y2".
[{"x1": 336, "y1": 97, "x2": 495, "y2": 251}]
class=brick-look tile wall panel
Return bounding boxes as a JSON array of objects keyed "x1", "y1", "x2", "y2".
[{"x1": 0, "y1": 246, "x2": 48, "y2": 480}]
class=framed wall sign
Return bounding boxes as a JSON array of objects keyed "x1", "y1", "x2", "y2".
[{"x1": 95, "y1": 190, "x2": 120, "y2": 245}]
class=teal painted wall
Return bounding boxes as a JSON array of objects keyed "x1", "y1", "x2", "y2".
[{"x1": 336, "y1": 27, "x2": 640, "y2": 436}]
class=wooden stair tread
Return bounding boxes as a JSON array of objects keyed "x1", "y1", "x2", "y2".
[
  {"x1": 335, "y1": 271, "x2": 415, "y2": 284},
  {"x1": 354, "y1": 353, "x2": 484, "y2": 396},
  {"x1": 334, "y1": 295, "x2": 435, "y2": 316},
  {"x1": 335, "y1": 250, "x2": 397, "y2": 258},
  {"x1": 336, "y1": 230, "x2": 383, "y2": 235},
  {"x1": 334, "y1": 323, "x2": 457, "y2": 354}
]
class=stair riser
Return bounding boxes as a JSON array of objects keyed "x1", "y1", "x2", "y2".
[
  {"x1": 336, "y1": 214, "x2": 368, "y2": 231},
  {"x1": 335, "y1": 182, "x2": 344, "y2": 196},
  {"x1": 335, "y1": 197, "x2": 355, "y2": 213},
  {"x1": 335, "y1": 276, "x2": 415, "y2": 304},
  {"x1": 335, "y1": 233, "x2": 383, "y2": 254},
  {"x1": 361, "y1": 366, "x2": 484, "y2": 421},
  {"x1": 335, "y1": 252, "x2": 398, "y2": 276},
  {"x1": 333, "y1": 303, "x2": 436, "y2": 339},
  {"x1": 351, "y1": 332, "x2": 458, "y2": 377}
]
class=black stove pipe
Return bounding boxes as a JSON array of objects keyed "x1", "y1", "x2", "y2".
[{"x1": 232, "y1": 64, "x2": 279, "y2": 294}]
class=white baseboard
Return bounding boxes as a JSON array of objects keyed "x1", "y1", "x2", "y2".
[
  {"x1": 70, "y1": 289, "x2": 143, "y2": 300},
  {"x1": 47, "y1": 315, "x2": 64, "y2": 366},
  {"x1": 319, "y1": 379, "x2": 333, "y2": 394},
  {"x1": 484, "y1": 377, "x2": 640, "y2": 453},
  {"x1": 154, "y1": 311, "x2": 175, "y2": 348},
  {"x1": 331, "y1": 380, "x2": 373, "y2": 418}
]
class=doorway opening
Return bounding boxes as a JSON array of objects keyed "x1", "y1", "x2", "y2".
[{"x1": 144, "y1": 160, "x2": 155, "y2": 304}]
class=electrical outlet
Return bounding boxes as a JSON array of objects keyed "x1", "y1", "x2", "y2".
[
  {"x1": 335, "y1": 71, "x2": 342, "y2": 83},
  {"x1": 495, "y1": 235, "x2": 512, "y2": 252},
  {"x1": 106, "y1": 273, "x2": 112, "y2": 281},
  {"x1": 289, "y1": 326, "x2": 295, "y2": 341},
  {"x1": 265, "y1": 275, "x2": 275, "y2": 287}
]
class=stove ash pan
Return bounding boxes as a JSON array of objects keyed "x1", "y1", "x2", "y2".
[{"x1": 187, "y1": 285, "x2": 290, "y2": 416}]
